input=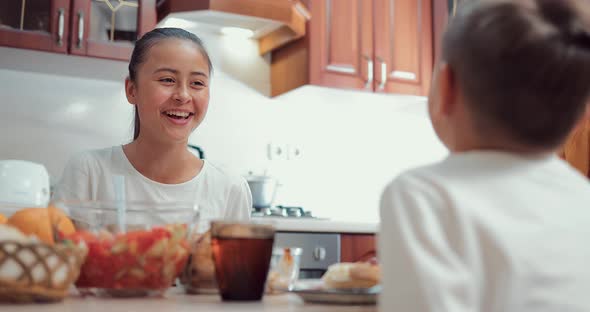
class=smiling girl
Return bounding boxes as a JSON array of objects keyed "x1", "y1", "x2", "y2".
[{"x1": 52, "y1": 28, "x2": 252, "y2": 223}]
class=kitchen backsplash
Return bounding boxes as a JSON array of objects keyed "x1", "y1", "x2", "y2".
[{"x1": 0, "y1": 33, "x2": 446, "y2": 223}]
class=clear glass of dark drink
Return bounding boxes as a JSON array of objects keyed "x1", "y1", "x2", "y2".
[{"x1": 210, "y1": 221, "x2": 275, "y2": 301}]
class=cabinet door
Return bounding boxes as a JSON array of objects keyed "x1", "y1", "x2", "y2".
[
  {"x1": 0, "y1": 0, "x2": 70, "y2": 53},
  {"x1": 70, "y1": 0, "x2": 156, "y2": 61},
  {"x1": 374, "y1": 0, "x2": 433, "y2": 96},
  {"x1": 340, "y1": 234, "x2": 376, "y2": 263},
  {"x1": 433, "y1": 0, "x2": 449, "y2": 65},
  {"x1": 309, "y1": 0, "x2": 374, "y2": 91}
]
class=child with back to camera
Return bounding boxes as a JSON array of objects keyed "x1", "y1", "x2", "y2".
[{"x1": 379, "y1": 0, "x2": 590, "y2": 311}]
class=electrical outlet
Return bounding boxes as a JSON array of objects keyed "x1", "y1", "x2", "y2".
[
  {"x1": 267, "y1": 143, "x2": 302, "y2": 160},
  {"x1": 287, "y1": 145, "x2": 303, "y2": 160},
  {"x1": 267, "y1": 143, "x2": 287, "y2": 160}
]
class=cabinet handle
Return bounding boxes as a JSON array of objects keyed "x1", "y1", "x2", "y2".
[
  {"x1": 57, "y1": 8, "x2": 65, "y2": 46},
  {"x1": 451, "y1": 0, "x2": 458, "y2": 16},
  {"x1": 363, "y1": 55, "x2": 373, "y2": 89},
  {"x1": 377, "y1": 57, "x2": 387, "y2": 91},
  {"x1": 77, "y1": 11, "x2": 84, "y2": 49},
  {"x1": 313, "y1": 246, "x2": 326, "y2": 261}
]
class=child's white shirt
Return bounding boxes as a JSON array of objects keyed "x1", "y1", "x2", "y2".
[
  {"x1": 52, "y1": 146, "x2": 252, "y2": 228},
  {"x1": 379, "y1": 151, "x2": 590, "y2": 312}
]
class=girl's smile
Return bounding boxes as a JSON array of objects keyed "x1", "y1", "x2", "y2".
[{"x1": 162, "y1": 109, "x2": 195, "y2": 126}]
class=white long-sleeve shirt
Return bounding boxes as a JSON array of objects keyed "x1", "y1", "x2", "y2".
[
  {"x1": 379, "y1": 151, "x2": 590, "y2": 312},
  {"x1": 52, "y1": 146, "x2": 252, "y2": 229}
]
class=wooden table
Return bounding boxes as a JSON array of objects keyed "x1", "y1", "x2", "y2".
[{"x1": 2, "y1": 288, "x2": 377, "y2": 312}]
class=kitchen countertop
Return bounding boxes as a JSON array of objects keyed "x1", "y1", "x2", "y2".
[
  {"x1": 3, "y1": 289, "x2": 376, "y2": 312},
  {"x1": 252, "y1": 217, "x2": 378, "y2": 234}
]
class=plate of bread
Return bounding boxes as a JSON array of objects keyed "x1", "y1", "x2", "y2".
[{"x1": 291, "y1": 261, "x2": 380, "y2": 305}]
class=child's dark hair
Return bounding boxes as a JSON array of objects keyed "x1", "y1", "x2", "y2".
[
  {"x1": 443, "y1": 0, "x2": 590, "y2": 150},
  {"x1": 129, "y1": 27, "x2": 213, "y2": 141}
]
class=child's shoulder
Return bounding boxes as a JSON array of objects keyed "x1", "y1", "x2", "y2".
[
  {"x1": 66, "y1": 146, "x2": 117, "y2": 166},
  {"x1": 385, "y1": 161, "x2": 452, "y2": 197},
  {"x1": 201, "y1": 161, "x2": 247, "y2": 187},
  {"x1": 384, "y1": 153, "x2": 491, "y2": 196},
  {"x1": 393, "y1": 156, "x2": 458, "y2": 183}
]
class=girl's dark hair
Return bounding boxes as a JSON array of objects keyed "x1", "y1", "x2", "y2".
[
  {"x1": 129, "y1": 27, "x2": 213, "y2": 141},
  {"x1": 442, "y1": 0, "x2": 590, "y2": 150}
]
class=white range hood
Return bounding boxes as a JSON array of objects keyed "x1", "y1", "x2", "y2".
[{"x1": 156, "y1": 0, "x2": 310, "y2": 55}]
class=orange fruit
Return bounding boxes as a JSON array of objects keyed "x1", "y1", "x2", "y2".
[
  {"x1": 0, "y1": 213, "x2": 6, "y2": 224},
  {"x1": 7, "y1": 208, "x2": 53, "y2": 244},
  {"x1": 48, "y1": 205, "x2": 75, "y2": 237},
  {"x1": 7, "y1": 206, "x2": 75, "y2": 245}
]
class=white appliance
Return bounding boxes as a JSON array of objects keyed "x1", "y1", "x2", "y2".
[
  {"x1": 157, "y1": 0, "x2": 310, "y2": 55},
  {"x1": 0, "y1": 160, "x2": 50, "y2": 213}
]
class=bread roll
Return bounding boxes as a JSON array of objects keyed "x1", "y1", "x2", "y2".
[
  {"x1": 322, "y1": 262, "x2": 380, "y2": 289},
  {"x1": 0, "y1": 224, "x2": 31, "y2": 242}
]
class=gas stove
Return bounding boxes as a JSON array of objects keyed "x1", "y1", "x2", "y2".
[{"x1": 251, "y1": 205, "x2": 315, "y2": 218}]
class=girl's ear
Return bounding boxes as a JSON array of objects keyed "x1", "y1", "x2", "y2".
[{"x1": 125, "y1": 78, "x2": 137, "y2": 105}]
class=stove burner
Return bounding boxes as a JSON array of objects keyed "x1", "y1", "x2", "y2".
[{"x1": 251, "y1": 205, "x2": 314, "y2": 218}]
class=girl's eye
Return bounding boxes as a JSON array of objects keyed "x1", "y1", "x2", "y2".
[
  {"x1": 192, "y1": 81, "x2": 206, "y2": 87},
  {"x1": 159, "y1": 78, "x2": 174, "y2": 83}
]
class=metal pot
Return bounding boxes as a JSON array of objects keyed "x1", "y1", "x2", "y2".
[{"x1": 246, "y1": 175, "x2": 279, "y2": 209}]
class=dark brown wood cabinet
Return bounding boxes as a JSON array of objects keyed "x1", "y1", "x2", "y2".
[
  {"x1": 373, "y1": 0, "x2": 433, "y2": 95},
  {"x1": 309, "y1": 0, "x2": 435, "y2": 96},
  {"x1": 0, "y1": 0, "x2": 156, "y2": 61},
  {"x1": 70, "y1": 0, "x2": 155, "y2": 61},
  {"x1": 433, "y1": 0, "x2": 450, "y2": 64},
  {"x1": 0, "y1": 0, "x2": 71, "y2": 54},
  {"x1": 309, "y1": 0, "x2": 374, "y2": 91},
  {"x1": 340, "y1": 234, "x2": 376, "y2": 263}
]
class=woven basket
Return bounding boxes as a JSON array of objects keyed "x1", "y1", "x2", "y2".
[{"x1": 0, "y1": 240, "x2": 87, "y2": 303}]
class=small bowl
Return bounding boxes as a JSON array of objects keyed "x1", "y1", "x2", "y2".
[{"x1": 54, "y1": 201, "x2": 200, "y2": 297}]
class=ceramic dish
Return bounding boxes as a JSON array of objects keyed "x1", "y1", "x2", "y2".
[{"x1": 290, "y1": 279, "x2": 379, "y2": 305}]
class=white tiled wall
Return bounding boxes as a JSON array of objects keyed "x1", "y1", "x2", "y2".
[{"x1": 0, "y1": 33, "x2": 446, "y2": 222}]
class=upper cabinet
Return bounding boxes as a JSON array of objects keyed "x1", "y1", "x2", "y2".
[
  {"x1": 373, "y1": 0, "x2": 433, "y2": 95},
  {"x1": 309, "y1": 0, "x2": 374, "y2": 91},
  {"x1": 70, "y1": 0, "x2": 156, "y2": 60},
  {"x1": 309, "y1": 0, "x2": 434, "y2": 96},
  {"x1": 2, "y1": 0, "x2": 449, "y2": 97},
  {"x1": 0, "y1": 0, "x2": 156, "y2": 61},
  {"x1": 0, "y1": 0, "x2": 71, "y2": 54}
]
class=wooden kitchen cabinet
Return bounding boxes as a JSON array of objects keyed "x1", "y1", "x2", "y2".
[
  {"x1": 0, "y1": 0, "x2": 156, "y2": 61},
  {"x1": 309, "y1": 0, "x2": 374, "y2": 91},
  {"x1": 69, "y1": 0, "x2": 155, "y2": 61},
  {"x1": 373, "y1": 0, "x2": 433, "y2": 95},
  {"x1": 309, "y1": 0, "x2": 434, "y2": 96},
  {"x1": 340, "y1": 234, "x2": 376, "y2": 263},
  {"x1": 0, "y1": 0, "x2": 71, "y2": 54},
  {"x1": 433, "y1": 0, "x2": 450, "y2": 65}
]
